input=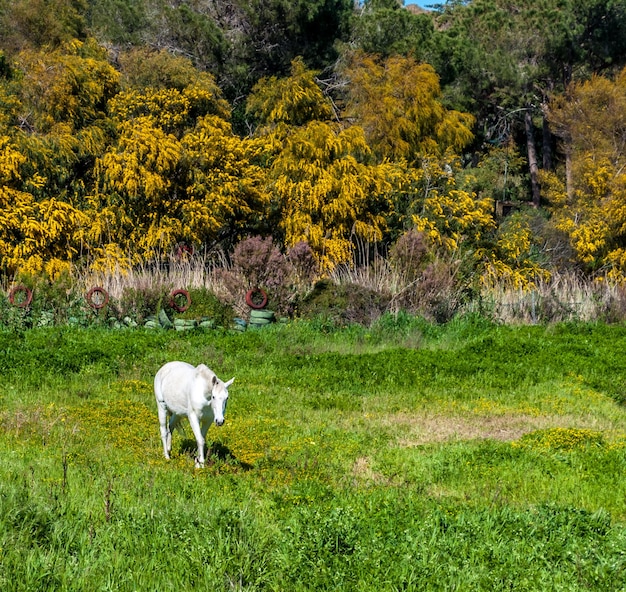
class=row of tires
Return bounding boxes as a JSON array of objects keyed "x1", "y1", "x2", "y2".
[
  {"x1": 141, "y1": 308, "x2": 278, "y2": 332},
  {"x1": 167, "y1": 310, "x2": 277, "y2": 332},
  {"x1": 5, "y1": 286, "x2": 270, "y2": 313},
  {"x1": 5, "y1": 285, "x2": 113, "y2": 310}
]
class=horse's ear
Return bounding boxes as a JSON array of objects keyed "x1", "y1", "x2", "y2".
[{"x1": 225, "y1": 377, "x2": 235, "y2": 388}]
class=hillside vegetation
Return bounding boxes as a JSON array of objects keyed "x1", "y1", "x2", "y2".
[{"x1": 2, "y1": 0, "x2": 626, "y2": 301}]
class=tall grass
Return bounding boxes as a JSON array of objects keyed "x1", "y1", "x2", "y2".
[
  {"x1": 332, "y1": 260, "x2": 626, "y2": 324},
  {"x1": 474, "y1": 273, "x2": 626, "y2": 324},
  {"x1": 1, "y1": 319, "x2": 626, "y2": 590},
  {"x1": 80, "y1": 253, "x2": 224, "y2": 300},
  {"x1": 80, "y1": 257, "x2": 626, "y2": 324},
  {"x1": 5, "y1": 242, "x2": 626, "y2": 327}
]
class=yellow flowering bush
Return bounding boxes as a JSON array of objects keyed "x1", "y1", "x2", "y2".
[
  {"x1": 87, "y1": 78, "x2": 269, "y2": 269},
  {"x1": 0, "y1": 36, "x2": 549, "y2": 287},
  {"x1": 547, "y1": 68, "x2": 626, "y2": 277},
  {"x1": 390, "y1": 156, "x2": 494, "y2": 253},
  {"x1": 340, "y1": 52, "x2": 475, "y2": 161},
  {"x1": 480, "y1": 213, "x2": 551, "y2": 290},
  {"x1": 272, "y1": 122, "x2": 395, "y2": 272}
]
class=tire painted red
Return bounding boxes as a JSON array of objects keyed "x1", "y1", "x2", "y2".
[
  {"x1": 8, "y1": 285, "x2": 33, "y2": 308},
  {"x1": 170, "y1": 289, "x2": 191, "y2": 312},
  {"x1": 245, "y1": 287, "x2": 268, "y2": 310},
  {"x1": 86, "y1": 286, "x2": 109, "y2": 309}
]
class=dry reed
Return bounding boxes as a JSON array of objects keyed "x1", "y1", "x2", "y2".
[
  {"x1": 77, "y1": 252, "x2": 228, "y2": 300},
  {"x1": 7, "y1": 248, "x2": 626, "y2": 325}
]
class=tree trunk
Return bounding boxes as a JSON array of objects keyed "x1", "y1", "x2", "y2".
[
  {"x1": 542, "y1": 110, "x2": 552, "y2": 170},
  {"x1": 565, "y1": 141, "x2": 574, "y2": 202},
  {"x1": 525, "y1": 109, "x2": 541, "y2": 207}
]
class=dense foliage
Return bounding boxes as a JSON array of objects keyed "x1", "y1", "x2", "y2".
[{"x1": 1, "y1": 0, "x2": 626, "y2": 290}]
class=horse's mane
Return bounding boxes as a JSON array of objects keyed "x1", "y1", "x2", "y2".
[{"x1": 196, "y1": 364, "x2": 216, "y2": 383}]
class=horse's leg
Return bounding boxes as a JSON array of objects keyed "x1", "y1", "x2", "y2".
[
  {"x1": 200, "y1": 417, "x2": 211, "y2": 439},
  {"x1": 187, "y1": 413, "x2": 205, "y2": 468},
  {"x1": 200, "y1": 418, "x2": 212, "y2": 458},
  {"x1": 166, "y1": 414, "x2": 182, "y2": 458},
  {"x1": 157, "y1": 405, "x2": 171, "y2": 459}
]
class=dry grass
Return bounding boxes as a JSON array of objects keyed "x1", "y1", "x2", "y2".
[
  {"x1": 381, "y1": 410, "x2": 622, "y2": 447},
  {"x1": 477, "y1": 273, "x2": 626, "y2": 324},
  {"x1": 54, "y1": 250, "x2": 626, "y2": 325},
  {"x1": 351, "y1": 456, "x2": 390, "y2": 486},
  {"x1": 333, "y1": 259, "x2": 626, "y2": 324},
  {"x1": 78, "y1": 254, "x2": 225, "y2": 301},
  {"x1": 390, "y1": 412, "x2": 571, "y2": 446}
]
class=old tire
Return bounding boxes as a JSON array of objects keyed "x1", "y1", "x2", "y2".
[
  {"x1": 8, "y1": 285, "x2": 33, "y2": 308},
  {"x1": 249, "y1": 309, "x2": 275, "y2": 321},
  {"x1": 245, "y1": 287, "x2": 268, "y2": 310},
  {"x1": 86, "y1": 287, "x2": 109, "y2": 310},
  {"x1": 170, "y1": 289, "x2": 191, "y2": 312}
]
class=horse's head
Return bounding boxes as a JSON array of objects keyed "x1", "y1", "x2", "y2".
[{"x1": 211, "y1": 376, "x2": 234, "y2": 426}]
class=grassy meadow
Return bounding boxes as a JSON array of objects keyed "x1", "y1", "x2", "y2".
[{"x1": 1, "y1": 315, "x2": 626, "y2": 590}]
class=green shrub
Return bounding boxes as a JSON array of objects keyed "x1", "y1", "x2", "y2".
[
  {"x1": 298, "y1": 279, "x2": 391, "y2": 326},
  {"x1": 115, "y1": 284, "x2": 170, "y2": 323},
  {"x1": 177, "y1": 287, "x2": 234, "y2": 326}
]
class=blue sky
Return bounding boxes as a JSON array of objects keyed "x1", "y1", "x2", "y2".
[{"x1": 404, "y1": 0, "x2": 437, "y2": 7}]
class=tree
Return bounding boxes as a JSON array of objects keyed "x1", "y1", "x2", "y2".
[
  {"x1": 0, "y1": 135, "x2": 87, "y2": 277},
  {"x1": 89, "y1": 75, "x2": 269, "y2": 269},
  {"x1": 433, "y1": 0, "x2": 626, "y2": 207},
  {"x1": 0, "y1": 40, "x2": 272, "y2": 274},
  {"x1": 271, "y1": 121, "x2": 395, "y2": 271},
  {"x1": 338, "y1": 51, "x2": 474, "y2": 163},
  {"x1": 544, "y1": 68, "x2": 626, "y2": 278},
  {"x1": 180, "y1": 115, "x2": 271, "y2": 250},
  {"x1": 7, "y1": 38, "x2": 119, "y2": 208},
  {"x1": 349, "y1": 0, "x2": 435, "y2": 59},
  {"x1": 481, "y1": 211, "x2": 552, "y2": 289},
  {"x1": 248, "y1": 59, "x2": 395, "y2": 270},
  {"x1": 81, "y1": 0, "x2": 354, "y2": 114},
  {"x1": 0, "y1": 38, "x2": 118, "y2": 275},
  {"x1": 0, "y1": 0, "x2": 87, "y2": 52},
  {"x1": 228, "y1": 0, "x2": 354, "y2": 76},
  {"x1": 246, "y1": 57, "x2": 334, "y2": 128},
  {"x1": 389, "y1": 155, "x2": 495, "y2": 252}
]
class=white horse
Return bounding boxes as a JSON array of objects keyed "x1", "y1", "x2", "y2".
[{"x1": 154, "y1": 361, "x2": 234, "y2": 467}]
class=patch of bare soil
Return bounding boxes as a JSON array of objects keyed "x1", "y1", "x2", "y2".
[
  {"x1": 351, "y1": 456, "x2": 389, "y2": 486},
  {"x1": 384, "y1": 412, "x2": 609, "y2": 447}
]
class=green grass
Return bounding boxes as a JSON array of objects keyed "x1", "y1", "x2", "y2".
[{"x1": 1, "y1": 316, "x2": 626, "y2": 590}]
